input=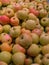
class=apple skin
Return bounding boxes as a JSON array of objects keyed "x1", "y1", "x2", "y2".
[
  {"x1": 0, "y1": 51, "x2": 12, "y2": 64},
  {"x1": 0, "y1": 42, "x2": 12, "y2": 52},
  {"x1": 25, "y1": 58, "x2": 33, "y2": 65},
  {"x1": 0, "y1": 33, "x2": 12, "y2": 44},
  {"x1": 25, "y1": 20, "x2": 36, "y2": 30},
  {"x1": 0, "y1": 0, "x2": 10, "y2": 6},
  {"x1": 36, "y1": 24, "x2": 44, "y2": 31},
  {"x1": 44, "y1": 4, "x2": 49, "y2": 12},
  {"x1": 15, "y1": 33, "x2": 32, "y2": 49},
  {"x1": 0, "y1": 7, "x2": 6, "y2": 15},
  {"x1": 12, "y1": 52, "x2": 26, "y2": 65},
  {"x1": 3, "y1": 24, "x2": 11, "y2": 33},
  {"x1": 17, "y1": 10, "x2": 28, "y2": 20},
  {"x1": 28, "y1": 13, "x2": 39, "y2": 24},
  {"x1": 40, "y1": 17, "x2": 49, "y2": 27},
  {"x1": 28, "y1": 1, "x2": 37, "y2": 9},
  {"x1": 5, "y1": 8, "x2": 14, "y2": 18},
  {"x1": 9, "y1": 26, "x2": 21, "y2": 38},
  {"x1": 40, "y1": 33, "x2": 49, "y2": 45},
  {"x1": 12, "y1": 3, "x2": 22, "y2": 11},
  {"x1": 27, "y1": 44, "x2": 40, "y2": 57},
  {"x1": 0, "y1": 25, "x2": 3, "y2": 34},
  {"x1": 42, "y1": 54, "x2": 49, "y2": 65},
  {"x1": 22, "y1": 22, "x2": 26, "y2": 28},
  {"x1": 37, "y1": 3, "x2": 44, "y2": 10},
  {"x1": 39, "y1": 9, "x2": 47, "y2": 18},
  {"x1": 0, "y1": 61, "x2": 8, "y2": 65},
  {"x1": 0, "y1": 15, "x2": 9, "y2": 25},
  {"x1": 41, "y1": 44, "x2": 49, "y2": 55},
  {"x1": 45, "y1": 26, "x2": 49, "y2": 32},
  {"x1": 10, "y1": 16, "x2": 19, "y2": 26},
  {"x1": 29, "y1": 8, "x2": 39, "y2": 16},
  {"x1": 12, "y1": 44, "x2": 26, "y2": 54},
  {"x1": 21, "y1": 28, "x2": 31, "y2": 35},
  {"x1": 34, "y1": 54, "x2": 43, "y2": 65},
  {"x1": 32, "y1": 28, "x2": 42, "y2": 36},
  {"x1": 31, "y1": 33, "x2": 39, "y2": 44}
]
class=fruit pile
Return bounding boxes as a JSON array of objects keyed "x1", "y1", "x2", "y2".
[{"x1": 0, "y1": 0, "x2": 49, "y2": 65}]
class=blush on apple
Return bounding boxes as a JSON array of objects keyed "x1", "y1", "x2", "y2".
[
  {"x1": 32, "y1": 28, "x2": 42, "y2": 36},
  {"x1": 0, "y1": 15, "x2": 10, "y2": 25},
  {"x1": 29, "y1": 8, "x2": 39, "y2": 16},
  {"x1": 0, "y1": 0, "x2": 10, "y2": 6},
  {"x1": 12, "y1": 3, "x2": 22, "y2": 11}
]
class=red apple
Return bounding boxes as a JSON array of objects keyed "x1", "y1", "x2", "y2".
[
  {"x1": 10, "y1": 16, "x2": 19, "y2": 26},
  {"x1": 0, "y1": 15, "x2": 9, "y2": 25},
  {"x1": 29, "y1": 8, "x2": 39, "y2": 16}
]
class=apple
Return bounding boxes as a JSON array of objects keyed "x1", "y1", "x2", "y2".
[
  {"x1": 0, "y1": 15, "x2": 9, "y2": 25},
  {"x1": 40, "y1": 17, "x2": 49, "y2": 27},
  {"x1": 42, "y1": 54, "x2": 49, "y2": 65},
  {"x1": 27, "y1": 44, "x2": 40, "y2": 57},
  {"x1": 28, "y1": 2, "x2": 37, "y2": 9},
  {"x1": 17, "y1": 10, "x2": 28, "y2": 20},
  {"x1": 21, "y1": 28, "x2": 31, "y2": 35},
  {"x1": 41, "y1": 44, "x2": 49, "y2": 55},
  {"x1": 44, "y1": 4, "x2": 49, "y2": 12},
  {"x1": 12, "y1": 44, "x2": 26, "y2": 54},
  {"x1": 0, "y1": 42, "x2": 12, "y2": 52},
  {"x1": 45, "y1": 26, "x2": 49, "y2": 32},
  {"x1": 37, "y1": 3, "x2": 43, "y2": 10},
  {"x1": 12, "y1": 3, "x2": 22, "y2": 11},
  {"x1": 9, "y1": 26, "x2": 21, "y2": 38},
  {"x1": 0, "y1": 61, "x2": 8, "y2": 65},
  {"x1": 15, "y1": 33, "x2": 32, "y2": 49},
  {"x1": 31, "y1": 33, "x2": 39, "y2": 44},
  {"x1": 0, "y1": 51, "x2": 12, "y2": 63},
  {"x1": 25, "y1": 58, "x2": 33, "y2": 65},
  {"x1": 40, "y1": 33, "x2": 49, "y2": 45},
  {"x1": 0, "y1": 0, "x2": 10, "y2": 6},
  {"x1": 34, "y1": 54, "x2": 43, "y2": 65},
  {"x1": 3, "y1": 24, "x2": 11, "y2": 33},
  {"x1": 25, "y1": 20, "x2": 36, "y2": 30},
  {"x1": 12, "y1": 52, "x2": 26, "y2": 65},
  {"x1": 39, "y1": 9, "x2": 47, "y2": 18},
  {"x1": 32, "y1": 28, "x2": 42, "y2": 36},
  {"x1": 10, "y1": 16, "x2": 19, "y2": 26},
  {"x1": 0, "y1": 33, "x2": 12, "y2": 44},
  {"x1": 29, "y1": 8, "x2": 39, "y2": 16},
  {"x1": 5, "y1": 8, "x2": 14, "y2": 18},
  {"x1": 28, "y1": 13, "x2": 39, "y2": 24}
]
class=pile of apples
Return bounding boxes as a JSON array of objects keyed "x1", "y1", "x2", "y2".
[{"x1": 0, "y1": 0, "x2": 49, "y2": 65}]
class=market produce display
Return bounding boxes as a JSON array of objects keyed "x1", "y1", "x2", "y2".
[{"x1": 0, "y1": 0, "x2": 49, "y2": 65}]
